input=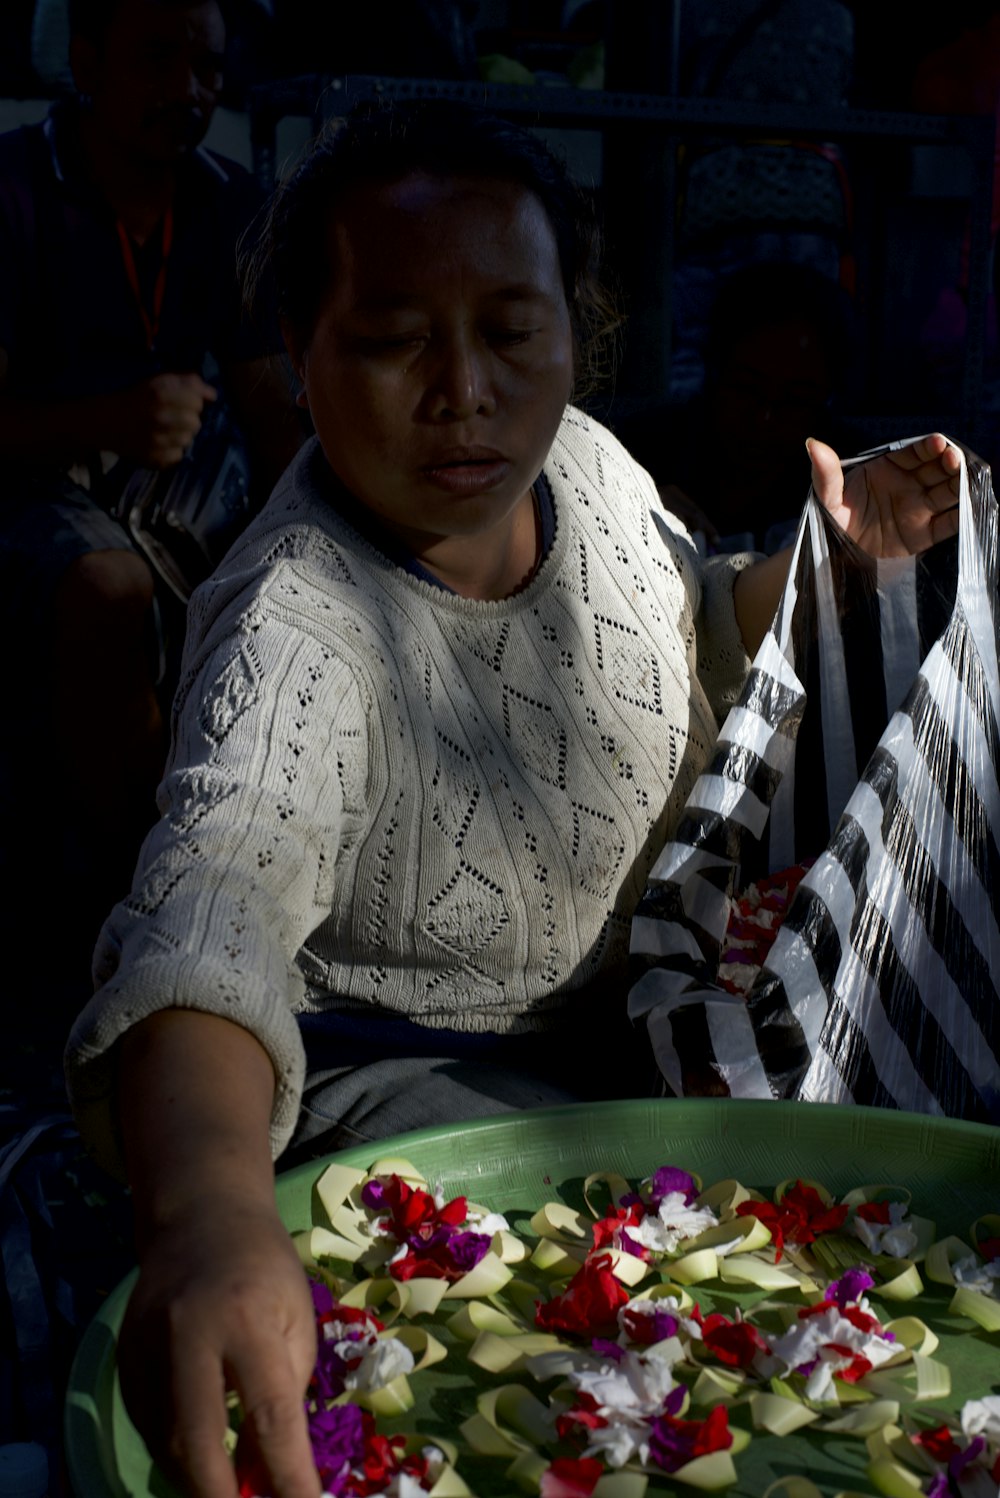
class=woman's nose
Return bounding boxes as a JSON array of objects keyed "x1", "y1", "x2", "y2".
[{"x1": 426, "y1": 334, "x2": 495, "y2": 420}]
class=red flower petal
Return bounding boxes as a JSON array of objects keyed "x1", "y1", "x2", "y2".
[
  {"x1": 856, "y1": 1201, "x2": 892, "y2": 1225},
  {"x1": 540, "y1": 1457, "x2": 605, "y2": 1497},
  {"x1": 535, "y1": 1253, "x2": 630, "y2": 1340},
  {"x1": 701, "y1": 1315, "x2": 770, "y2": 1368},
  {"x1": 912, "y1": 1426, "x2": 961, "y2": 1462}
]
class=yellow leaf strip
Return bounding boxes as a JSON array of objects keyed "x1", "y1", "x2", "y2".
[
  {"x1": 748, "y1": 1391, "x2": 820, "y2": 1435},
  {"x1": 949, "y1": 1284, "x2": 1000, "y2": 1332},
  {"x1": 468, "y1": 1330, "x2": 566, "y2": 1374}
]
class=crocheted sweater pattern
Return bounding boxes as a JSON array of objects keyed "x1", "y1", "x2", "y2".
[{"x1": 66, "y1": 408, "x2": 752, "y2": 1158}]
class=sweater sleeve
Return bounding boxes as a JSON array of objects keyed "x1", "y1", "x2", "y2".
[
  {"x1": 64, "y1": 569, "x2": 370, "y2": 1173},
  {"x1": 696, "y1": 550, "x2": 759, "y2": 721},
  {"x1": 610, "y1": 429, "x2": 756, "y2": 725}
]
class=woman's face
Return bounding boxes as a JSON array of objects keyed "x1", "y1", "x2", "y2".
[{"x1": 290, "y1": 172, "x2": 575, "y2": 558}]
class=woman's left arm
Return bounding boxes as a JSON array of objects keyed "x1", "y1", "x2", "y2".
[{"x1": 733, "y1": 433, "x2": 962, "y2": 656}]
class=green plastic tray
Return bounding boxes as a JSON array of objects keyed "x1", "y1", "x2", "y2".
[{"x1": 64, "y1": 1099, "x2": 1000, "y2": 1497}]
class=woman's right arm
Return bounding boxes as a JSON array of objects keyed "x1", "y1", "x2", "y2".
[{"x1": 117, "y1": 1008, "x2": 323, "y2": 1498}]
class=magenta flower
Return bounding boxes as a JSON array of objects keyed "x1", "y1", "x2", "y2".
[
  {"x1": 647, "y1": 1400, "x2": 730, "y2": 1474},
  {"x1": 590, "y1": 1337, "x2": 627, "y2": 1363},
  {"x1": 827, "y1": 1268, "x2": 875, "y2": 1308},
  {"x1": 645, "y1": 1167, "x2": 698, "y2": 1208},
  {"x1": 307, "y1": 1403, "x2": 364, "y2": 1490},
  {"x1": 310, "y1": 1330, "x2": 367, "y2": 1403},
  {"x1": 310, "y1": 1279, "x2": 336, "y2": 1318},
  {"x1": 360, "y1": 1179, "x2": 387, "y2": 1210},
  {"x1": 926, "y1": 1435, "x2": 987, "y2": 1498}
]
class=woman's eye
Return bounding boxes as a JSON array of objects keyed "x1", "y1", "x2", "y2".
[
  {"x1": 357, "y1": 334, "x2": 427, "y2": 352},
  {"x1": 490, "y1": 328, "x2": 537, "y2": 346}
]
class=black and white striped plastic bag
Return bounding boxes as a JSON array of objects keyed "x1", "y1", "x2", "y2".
[{"x1": 629, "y1": 438, "x2": 1000, "y2": 1123}]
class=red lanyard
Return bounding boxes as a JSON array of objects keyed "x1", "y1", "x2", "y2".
[{"x1": 116, "y1": 204, "x2": 174, "y2": 352}]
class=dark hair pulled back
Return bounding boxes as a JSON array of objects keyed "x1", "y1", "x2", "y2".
[{"x1": 243, "y1": 97, "x2": 620, "y2": 398}]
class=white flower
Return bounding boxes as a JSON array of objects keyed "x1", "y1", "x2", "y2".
[
  {"x1": 342, "y1": 1335, "x2": 415, "y2": 1391},
  {"x1": 584, "y1": 1418, "x2": 650, "y2": 1469},
  {"x1": 769, "y1": 1305, "x2": 897, "y2": 1400},
  {"x1": 419, "y1": 1445, "x2": 446, "y2": 1477},
  {"x1": 851, "y1": 1202, "x2": 917, "y2": 1259},
  {"x1": 464, "y1": 1208, "x2": 510, "y2": 1236},
  {"x1": 570, "y1": 1346, "x2": 679, "y2": 1424},
  {"x1": 363, "y1": 1214, "x2": 395, "y2": 1240},
  {"x1": 954, "y1": 1253, "x2": 1000, "y2": 1297},
  {"x1": 386, "y1": 1474, "x2": 428, "y2": 1497},
  {"x1": 961, "y1": 1395, "x2": 1000, "y2": 1444},
  {"x1": 631, "y1": 1193, "x2": 719, "y2": 1255},
  {"x1": 881, "y1": 1221, "x2": 919, "y2": 1258}
]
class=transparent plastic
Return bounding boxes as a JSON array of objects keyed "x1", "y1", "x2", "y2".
[{"x1": 630, "y1": 439, "x2": 999, "y2": 1122}]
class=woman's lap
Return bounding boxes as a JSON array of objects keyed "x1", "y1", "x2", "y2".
[{"x1": 285, "y1": 1053, "x2": 587, "y2": 1163}]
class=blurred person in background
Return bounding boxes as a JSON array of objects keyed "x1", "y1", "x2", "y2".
[{"x1": 0, "y1": 0, "x2": 302, "y2": 1051}]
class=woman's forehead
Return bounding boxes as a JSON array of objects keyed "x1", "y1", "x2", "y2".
[{"x1": 323, "y1": 172, "x2": 564, "y2": 299}]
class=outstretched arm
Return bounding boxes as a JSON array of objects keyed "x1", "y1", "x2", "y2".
[
  {"x1": 118, "y1": 1010, "x2": 322, "y2": 1498},
  {"x1": 733, "y1": 433, "x2": 962, "y2": 656}
]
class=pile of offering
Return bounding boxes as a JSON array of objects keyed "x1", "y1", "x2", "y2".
[
  {"x1": 231, "y1": 1158, "x2": 1000, "y2": 1497},
  {"x1": 717, "y1": 861, "x2": 815, "y2": 997}
]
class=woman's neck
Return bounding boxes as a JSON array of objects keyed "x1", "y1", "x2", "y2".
[{"x1": 413, "y1": 488, "x2": 542, "y2": 601}]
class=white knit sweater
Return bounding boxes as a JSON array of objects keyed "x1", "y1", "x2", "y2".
[{"x1": 66, "y1": 408, "x2": 752, "y2": 1160}]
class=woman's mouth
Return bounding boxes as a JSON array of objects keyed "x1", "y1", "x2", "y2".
[{"x1": 420, "y1": 452, "x2": 512, "y2": 495}]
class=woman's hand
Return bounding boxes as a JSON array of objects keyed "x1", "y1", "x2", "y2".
[
  {"x1": 734, "y1": 433, "x2": 963, "y2": 656},
  {"x1": 808, "y1": 431, "x2": 961, "y2": 557},
  {"x1": 118, "y1": 1196, "x2": 321, "y2": 1498},
  {"x1": 117, "y1": 1010, "x2": 321, "y2": 1497}
]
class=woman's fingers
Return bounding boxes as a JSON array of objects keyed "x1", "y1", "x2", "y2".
[
  {"x1": 880, "y1": 435, "x2": 961, "y2": 505},
  {"x1": 231, "y1": 1339, "x2": 323, "y2": 1498},
  {"x1": 805, "y1": 437, "x2": 846, "y2": 514},
  {"x1": 808, "y1": 432, "x2": 963, "y2": 557},
  {"x1": 117, "y1": 1197, "x2": 323, "y2": 1498},
  {"x1": 881, "y1": 431, "x2": 955, "y2": 471},
  {"x1": 163, "y1": 1340, "x2": 241, "y2": 1498}
]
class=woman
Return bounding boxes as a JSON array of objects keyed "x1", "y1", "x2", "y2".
[{"x1": 64, "y1": 101, "x2": 959, "y2": 1498}]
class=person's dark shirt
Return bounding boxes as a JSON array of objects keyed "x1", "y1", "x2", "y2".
[{"x1": 0, "y1": 99, "x2": 271, "y2": 404}]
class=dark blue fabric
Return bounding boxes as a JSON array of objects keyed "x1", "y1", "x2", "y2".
[
  {"x1": 0, "y1": 1062, "x2": 134, "y2": 1469},
  {"x1": 0, "y1": 100, "x2": 274, "y2": 408}
]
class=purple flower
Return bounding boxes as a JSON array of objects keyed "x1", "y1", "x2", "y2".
[
  {"x1": 311, "y1": 1348, "x2": 348, "y2": 1403},
  {"x1": 310, "y1": 1278, "x2": 336, "y2": 1318},
  {"x1": 663, "y1": 1385, "x2": 687, "y2": 1417},
  {"x1": 591, "y1": 1337, "x2": 627, "y2": 1363},
  {"x1": 646, "y1": 1308, "x2": 682, "y2": 1341},
  {"x1": 618, "y1": 1228, "x2": 646, "y2": 1259},
  {"x1": 310, "y1": 1327, "x2": 368, "y2": 1402},
  {"x1": 444, "y1": 1230, "x2": 492, "y2": 1274},
  {"x1": 360, "y1": 1179, "x2": 386, "y2": 1210},
  {"x1": 408, "y1": 1224, "x2": 455, "y2": 1251},
  {"x1": 647, "y1": 1414, "x2": 694, "y2": 1471},
  {"x1": 307, "y1": 1403, "x2": 363, "y2": 1488},
  {"x1": 828, "y1": 1268, "x2": 875, "y2": 1308},
  {"x1": 926, "y1": 1436, "x2": 987, "y2": 1498},
  {"x1": 647, "y1": 1394, "x2": 728, "y2": 1474},
  {"x1": 646, "y1": 1168, "x2": 698, "y2": 1208},
  {"x1": 951, "y1": 1436, "x2": 986, "y2": 1479}
]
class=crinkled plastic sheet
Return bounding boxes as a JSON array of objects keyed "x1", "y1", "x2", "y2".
[{"x1": 629, "y1": 438, "x2": 1000, "y2": 1123}]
